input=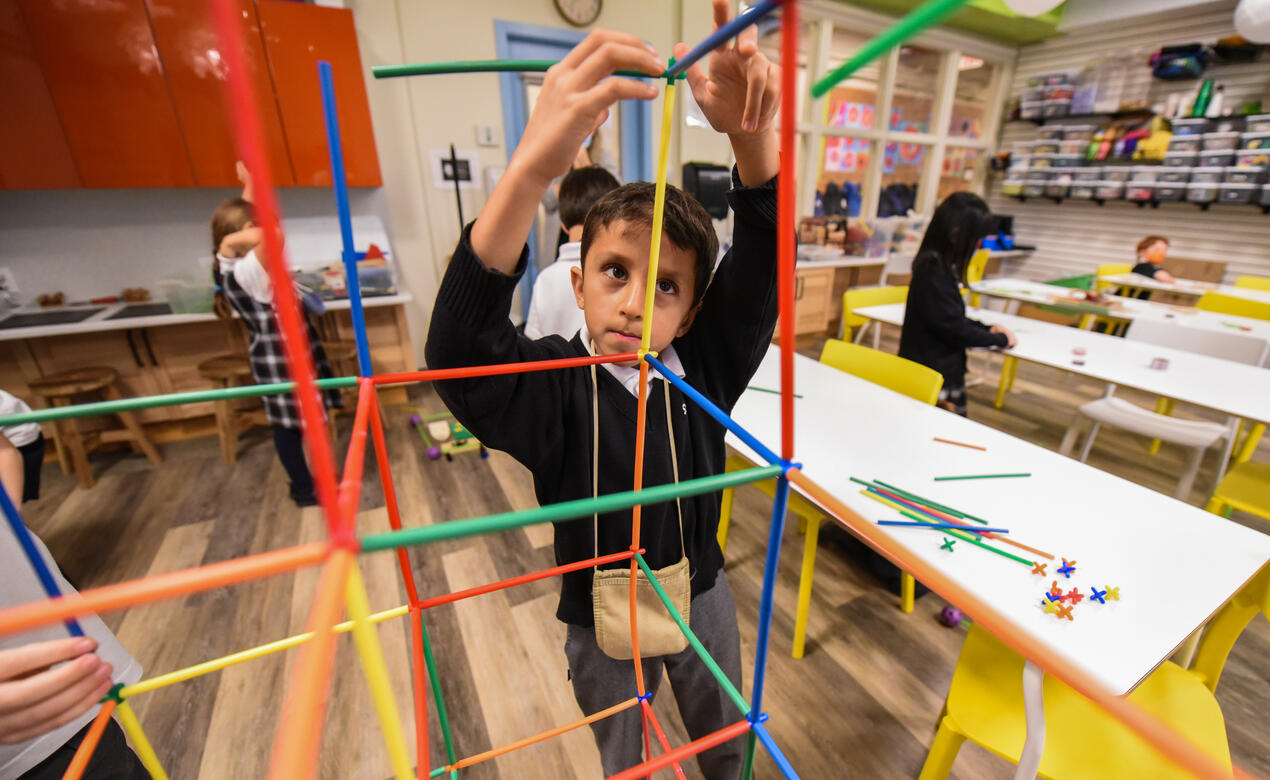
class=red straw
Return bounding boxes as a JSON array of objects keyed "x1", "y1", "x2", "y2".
[
  {"x1": 336, "y1": 380, "x2": 375, "y2": 537},
  {"x1": 61, "y1": 699, "x2": 117, "y2": 780},
  {"x1": 209, "y1": 0, "x2": 342, "y2": 540},
  {"x1": 777, "y1": 0, "x2": 798, "y2": 462},
  {"x1": 371, "y1": 352, "x2": 640, "y2": 386},
  {"x1": 605, "y1": 720, "x2": 752, "y2": 780},
  {"x1": 416, "y1": 550, "x2": 637, "y2": 611},
  {"x1": 641, "y1": 700, "x2": 688, "y2": 780}
]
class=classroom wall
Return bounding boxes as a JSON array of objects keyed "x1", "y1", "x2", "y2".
[
  {"x1": 989, "y1": 0, "x2": 1270, "y2": 284},
  {"x1": 344, "y1": 0, "x2": 735, "y2": 364}
]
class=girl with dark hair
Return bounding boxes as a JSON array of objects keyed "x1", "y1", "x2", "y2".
[
  {"x1": 899, "y1": 192, "x2": 1016, "y2": 417},
  {"x1": 209, "y1": 163, "x2": 341, "y2": 506}
]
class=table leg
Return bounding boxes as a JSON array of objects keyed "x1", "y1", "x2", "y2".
[{"x1": 1013, "y1": 659, "x2": 1045, "y2": 780}]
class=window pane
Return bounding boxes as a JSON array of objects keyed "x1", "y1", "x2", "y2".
[
  {"x1": 757, "y1": 15, "x2": 810, "y2": 122},
  {"x1": 939, "y1": 146, "x2": 981, "y2": 201},
  {"x1": 879, "y1": 140, "x2": 928, "y2": 216},
  {"x1": 891, "y1": 45, "x2": 941, "y2": 135},
  {"x1": 949, "y1": 58, "x2": 996, "y2": 139},
  {"x1": 816, "y1": 136, "x2": 872, "y2": 217},
  {"x1": 822, "y1": 24, "x2": 882, "y2": 120}
]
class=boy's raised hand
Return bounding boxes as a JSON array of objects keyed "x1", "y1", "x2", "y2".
[
  {"x1": 673, "y1": 0, "x2": 780, "y2": 185},
  {"x1": 473, "y1": 30, "x2": 663, "y2": 273}
]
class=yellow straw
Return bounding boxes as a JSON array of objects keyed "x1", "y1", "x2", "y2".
[
  {"x1": 345, "y1": 564, "x2": 414, "y2": 780},
  {"x1": 118, "y1": 604, "x2": 411, "y2": 699},
  {"x1": 115, "y1": 700, "x2": 169, "y2": 780},
  {"x1": 640, "y1": 80, "x2": 678, "y2": 354}
]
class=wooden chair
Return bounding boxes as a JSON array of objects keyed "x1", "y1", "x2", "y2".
[
  {"x1": 28, "y1": 367, "x2": 163, "y2": 489},
  {"x1": 197, "y1": 355, "x2": 268, "y2": 465}
]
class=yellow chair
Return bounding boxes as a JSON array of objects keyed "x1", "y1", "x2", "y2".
[
  {"x1": 1207, "y1": 460, "x2": 1270, "y2": 523},
  {"x1": 841, "y1": 285, "x2": 908, "y2": 347},
  {"x1": 918, "y1": 565, "x2": 1270, "y2": 780},
  {"x1": 717, "y1": 341, "x2": 941, "y2": 658},
  {"x1": 1196, "y1": 291, "x2": 1270, "y2": 322},
  {"x1": 1095, "y1": 263, "x2": 1132, "y2": 293},
  {"x1": 1234, "y1": 274, "x2": 1270, "y2": 291},
  {"x1": 965, "y1": 248, "x2": 990, "y2": 307}
]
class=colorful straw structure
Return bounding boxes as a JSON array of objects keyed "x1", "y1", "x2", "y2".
[{"x1": 0, "y1": 2, "x2": 1251, "y2": 778}]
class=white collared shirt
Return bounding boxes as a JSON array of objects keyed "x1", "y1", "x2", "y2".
[{"x1": 582, "y1": 326, "x2": 685, "y2": 398}]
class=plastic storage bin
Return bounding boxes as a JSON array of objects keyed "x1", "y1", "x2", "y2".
[
  {"x1": 1101, "y1": 166, "x2": 1133, "y2": 181},
  {"x1": 1022, "y1": 182, "x2": 1045, "y2": 198},
  {"x1": 1021, "y1": 86, "x2": 1044, "y2": 103},
  {"x1": 1030, "y1": 153, "x2": 1054, "y2": 168},
  {"x1": 1157, "y1": 167, "x2": 1190, "y2": 183},
  {"x1": 1042, "y1": 99, "x2": 1071, "y2": 118},
  {"x1": 1033, "y1": 141, "x2": 1060, "y2": 154},
  {"x1": 1168, "y1": 136, "x2": 1203, "y2": 153},
  {"x1": 1203, "y1": 132, "x2": 1242, "y2": 151},
  {"x1": 1154, "y1": 184, "x2": 1186, "y2": 201},
  {"x1": 1243, "y1": 132, "x2": 1270, "y2": 150},
  {"x1": 159, "y1": 279, "x2": 215, "y2": 313},
  {"x1": 1130, "y1": 166, "x2": 1161, "y2": 182},
  {"x1": 1163, "y1": 151, "x2": 1198, "y2": 167},
  {"x1": 1052, "y1": 154, "x2": 1082, "y2": 168},
  {"x1": 1024, "y1": 168, "x2": 1051, "y2": 181},
  {"x1": 1218, "y1": 183, "x2": 1258, "y2": 203},
  {"x1": 1236, "y1": 149, "x2": 1270, "y2": 167},
  {"x1": 1001, "y1": 180, "x2": 1025, "y2": 196},
  {"x1": 1061, "y1": 125, "x2": 1096, "y2": 141},
  {"x1": 1070, "y1": 181, "x2": 1096, "y2": 199},
  {"x1": 1045, "y1": 180, "x2": 1071, "y2": 198},
  {"x1": 1170, "y1": 117, "x2": 1211, "y2": 135},
  {"x1": 1059, "y1": 139, "x2": 1088, "y2": 155},
  {"x1": 1190, "y1": 166, "x2": 1224, "y2": 183},
  {"x1": 1186, "y1": 182, "x2": 1218, "y2": 203},
  {"x1": 1225, "y1": 166, "x2": 1267, "y2": 184},
  {"x1": 1071, "y1": 167, "x2": 1102, "y2": 181},
  {"x1": 1126, "y1": 183, "x2": 1155, "y2": 201},
  {"x1": 1260, "y1": 185, "x2": 1270, "y2": 207},
  {"x1": 1037, "y1": 126, "x2": 1065, "y2": 140},
  {"x1": 1245, "y1": 114, "x2": 1270, "y2": 133},
  {"x1": 1095, "y1": 180, "x2": 1125, "y2": 200},
  {"x1": 1200, "y1": 150, "x2": 1236, "y2": 167},
  {"x1": 1020, "y1": 101, "x2": 1043, "y2": 120}
]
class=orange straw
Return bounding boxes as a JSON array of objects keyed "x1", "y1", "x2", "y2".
[
  {"x1": 606, "y1": 719, "x2": 752, "y2": 780},
  {"x1": 0, "y1": 543, "x2": 328, "y2": 638},
  {"x1": 869, "y1": 485, "x2": 1054, "y2": 561},
  {"x1": 641, "y1": 699, "x2": 687, "y2": 780},
  {"x1": 446, "y1": 696, "x2": 641, "y2": 771},
  {"x1": 628, "y1": 358, "x2": 652, "y2": 761},
  {"x1": 61, "y1": 699, "x2": 117, "y2": 780},
  {"x1": 787, "y1": 467, "x2": 1251, "y2": 780},
  {"x1": 267, "y1": 548, "x2": 352, "y2": 780},
  {"x1": 933, "y1": 437, "x2": 986, "y2": 451}
]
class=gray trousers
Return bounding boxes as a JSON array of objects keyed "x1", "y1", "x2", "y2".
[{"x1": 565, "y1": 568, "x2": 743, "y2": 779}]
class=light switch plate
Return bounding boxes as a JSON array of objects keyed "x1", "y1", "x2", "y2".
[{"x1": 475, "y1": 124, "x2": 498, "y2": 147}]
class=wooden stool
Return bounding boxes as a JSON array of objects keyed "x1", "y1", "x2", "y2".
[
  {"x1": 28, "y1": 367, "x2": 163, "y2": 489},
  {"x1": 197, "y1": 355, "x2": 269, "y2": 465},
  {"x1": 321, "y1": 339, "x2": 361, "y2": 437}
]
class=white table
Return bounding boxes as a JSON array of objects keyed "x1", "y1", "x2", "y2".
[
  {"x1": 971, "y1": 278, "x2": 1270, "y2": 364},
  {"x1": 728, "y1": 348, "x2": 1270, "y2": 778},
  {"x1": 1098, "y1": 274, "x2": 1270, "y2": 306}
]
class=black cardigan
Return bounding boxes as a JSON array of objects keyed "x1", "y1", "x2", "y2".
[
  {"x1": 898, "y1": 255, "x2": 1008, "y2": 387},
  {"x1": 425, "y1": 169, "x2": 778, "y2": 627}
]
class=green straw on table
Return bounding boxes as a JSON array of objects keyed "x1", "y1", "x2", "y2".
[
  {"x1": 934, "y1": 473, "x2": 1031, "y2": 481},
  {"x1": 895, "y1": 509, "x2": 1033, "y2": 567},
  {"x1": 746, "y1": 385, "x2": 804, "y2": 399},
  {"x1": 851, "y1": 477, "x2": 988, "y2": 525}
]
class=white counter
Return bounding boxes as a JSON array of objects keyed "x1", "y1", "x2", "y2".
[{"x1": 0, "y1": 293, "x2": 413, "y2": 342}]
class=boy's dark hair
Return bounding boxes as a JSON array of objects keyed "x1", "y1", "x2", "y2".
[
  {"x1": 559, "y1": 166, "x2": 620, "y2": 229},
  {"x1": 580, "y1": 182, "x2": 718, "y2": 307},
  {"x1": 913, "y1": 191, "x2": 995, "y2": 283},
  {"x1": 1137, "y1": 235, "x2": 1170, "y2": 254}
]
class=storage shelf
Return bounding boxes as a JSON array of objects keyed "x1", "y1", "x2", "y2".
[
  {"x1": 1010, "y1": 194, "x2": 1270, "y2": 214},
  {"x1": 1009, "y1": 109, "x2": 1156, "y2": 127}
]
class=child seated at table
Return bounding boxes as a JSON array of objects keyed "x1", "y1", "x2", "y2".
[{"x1": 1132, "y1": 235, "x2": 1175, "y2": 284}]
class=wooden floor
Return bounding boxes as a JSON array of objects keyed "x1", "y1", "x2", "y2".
[{"x1": 18, "y1": 328, "x2": 1270, "y2": 779}]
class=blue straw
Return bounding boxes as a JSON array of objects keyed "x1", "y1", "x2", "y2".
[
  {"x1": 753, "y1": 720, "x2": 801, "y2": 779},
  {"x1": 878, "y1": 520, "x2": 1009, "y2": 534},
  {"x1": 318, "y1": 61, "x2": 373, "y2": 378},
  {"x1": 0, "y1": 486, "x2": 83, "y2": 637},
  {"x1": 664, "y1": 0, "x2": 783, "y2": 79},
  {"x1": 644, "y1": 354, "x2": 783, "y2": 468},
  {"x1": 747, "y1": 475, "x2": 789, "y2": 732}
]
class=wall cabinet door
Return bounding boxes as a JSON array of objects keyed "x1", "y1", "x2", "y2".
[
  {"x1": 17, "y1": 0, "x2": 195, "y2": 188},
  {"x1": 0, "y1": 0, "x2": 80, "y2": 189},
  {"x1": 144, "y1": 0, "x2": 295, "y2": 187},
  {"x1": 258, "y1": 1, "x2": 382, "y2": 187}
]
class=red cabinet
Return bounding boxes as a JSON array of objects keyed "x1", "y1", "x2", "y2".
[
  {"x1": 0, "y1": 0, "x2": 80, "y2": 189},
  {"x1": 145, "y1": 0, "x2": 295, "y2": 187},
  {"x1": 17, "y1": 0, "x2": 195, "y2": 188},
  {"x1": 258, "y1": 1, "x2": 382, "y2": 187}
]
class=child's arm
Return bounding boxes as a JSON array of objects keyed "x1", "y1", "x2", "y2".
[
  {"x1": 0, "y1": 433, "x2": 21, "y2": 508},
  {"x1": 920, "y1": 270, "x2": 1010, "y2": 350},
  {"x1": 237, "y1": 160, "x2": 254, "y2": 204},
  {"x1": 1154, "y1": 268, "x2": 1175, "y2": 283},
  {"x1": 470, "y1": 32, "x2": 663, "y2": 273}
]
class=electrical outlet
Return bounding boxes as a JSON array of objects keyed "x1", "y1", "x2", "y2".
[{"x1": 475, "y1": 124, "x2": 498, "y2": 147}]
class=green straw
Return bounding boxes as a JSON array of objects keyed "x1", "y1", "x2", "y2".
[
  {"x1": 746, "y1": 385, "x2": 804, "y2": 398},
  {"x1": 634, "y1": 553, "x2": 750, "y2": 715},
  {"x1": 852, "y1": 477, "x2": 989, "y2": 525},
  {"x1": 0, "y1": 376, "x2": 358, "y2": 426},
  {"x1": 897, "y1": 509, "x2": 1032, "y2": 567},
  {"x1": 417, "y1": 611, "x2": 460, "y2": 780},
  {"x1": 811, "y1": 0, "x2": 971, "y2": 98},
  {"x1": 373, "y1": 59, "x2": 680, "y2": 81},
  {"x1": 359, "y1": 465, "x2": 782, "y2": 553},
  {"x1": 934, "y1": 473, "x2": 1031, "y2": 481}
]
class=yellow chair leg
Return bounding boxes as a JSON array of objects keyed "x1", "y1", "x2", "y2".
[
  {"x1": 792, "y1": 516, "x2": 821, "y2": 659},
  {"x1": 1233, "y1": 422, "x2": 1265, "y2": 465},
  {"x1": 1006, "y1": 353, "x2": 1019, "y2": 391},
  {"x1": 994, "y1": 355, "x2": 1016, "y2": 409},
  {"x1": 718, "y1": 486, "x2": 734, "y2": 555},
  {"x1": 1205, "y1": 495, "x2": 1226, "y2": 515},
  {"x1": 901, "y1": 572, "x2": 915, "y2": 613},
  {"x1": 917, "y1": 716, "x2": 967, "y2": 780},
  {"x1": 1147, "y1": 397, "x2": 1176, "y2": 454}
]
